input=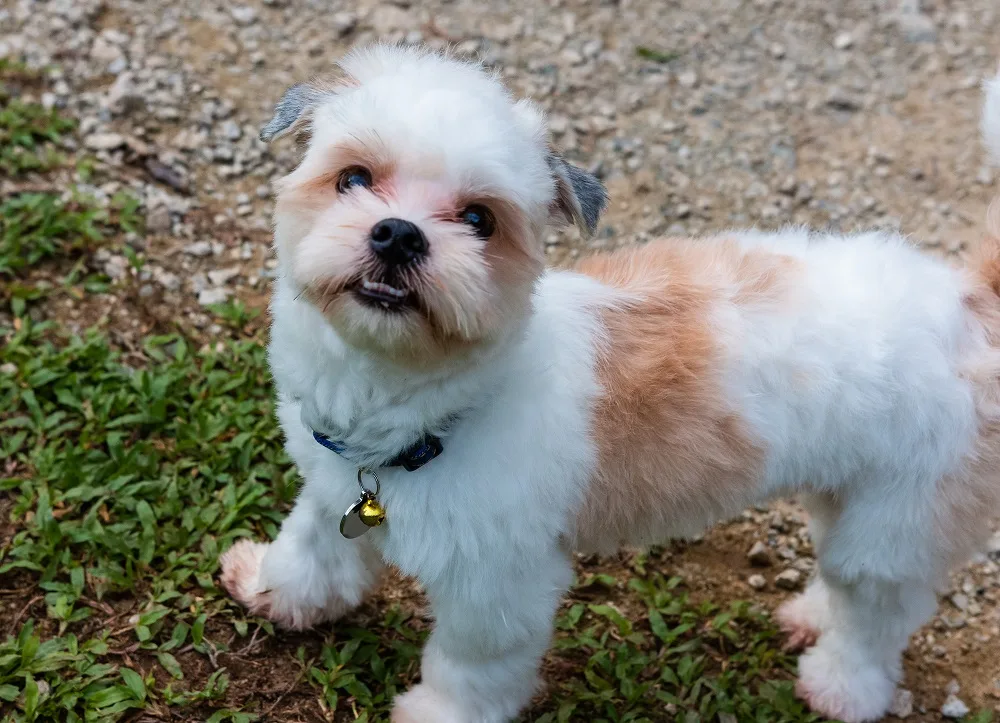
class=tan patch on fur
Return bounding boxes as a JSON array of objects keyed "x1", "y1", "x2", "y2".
[
  {"x1": 937, "y1": 234, "x2": 1000, "y2": 567},
  {"x1": 572, "y1": 238, "x2": 797, "y2": 552}
]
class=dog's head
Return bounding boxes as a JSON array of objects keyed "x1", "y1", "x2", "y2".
[{"x1": 263, "y1": 44, "x2": 607, "y2": 363}]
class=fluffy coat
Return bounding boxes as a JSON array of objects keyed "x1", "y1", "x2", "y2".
[{"x1": 221, "y1": 45, "x2": 1000, "y2": 723}]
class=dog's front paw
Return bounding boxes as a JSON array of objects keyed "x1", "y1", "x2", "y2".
[
  {"x1": 219, "y1": 539, "x2": 334, "y2": 630},
  {"x1": 775, "y1": 595, "x2": 821, "y2": 652},
  {"x1": 219, "y1": 539, "x2": 271, "y2": 614},
  {"x1": 392, "y1": 685, "x2": 469, "y2": 723}
]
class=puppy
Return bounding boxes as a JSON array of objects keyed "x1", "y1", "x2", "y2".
[{"x1": 221, "y1": 44, "x2": 1000, "y2": 723}]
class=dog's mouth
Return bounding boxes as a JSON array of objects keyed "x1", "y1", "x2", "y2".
[{"x1": 351, "y1": 277, "x2": 414, "y2": 312}]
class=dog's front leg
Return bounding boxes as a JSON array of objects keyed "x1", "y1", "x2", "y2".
[
  {"x1": 392, "y1": 547, "x2": 573, "y2": 723},
  {"x1": 219, "y1": 484, "x2": 385, "y2": 630}
]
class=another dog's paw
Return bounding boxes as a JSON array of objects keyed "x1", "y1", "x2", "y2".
[
  {"x1": 776, "y1": 592, "x2": 824, "y2": 652},
  {"x1": 391, "y1": 685, "x2": 468, "y2": 723},
  {"x1": 795, "y1": 642, "x2": 895, "y2": 723}
]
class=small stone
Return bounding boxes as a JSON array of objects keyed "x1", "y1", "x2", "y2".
[
  {"x1": 333, "y1": 11, "x2": 358, "y2": 36},
  {"x1": 889, "y1": 689, "x2": 913, "y2": 718},
  {"x1": 940, "y1": 695, "x2": 970, "y2": 719},
  {"x1": 774, "y1": 569, "x2": 802, "y2": 590},
  {"x1": 103, "y1": 256, "x2": 129, "y2": 280},
  {"x1": 833, "y1": 32, "x2": 853, "y2": 50},
  {"x1": 950, "y1": 593, "x2": 969, "y2": 611},
  {"x1": 152, "y1": 267, "x2": 181, "y2": 291},
  {"x1": 826, "y1": 88, "x2": 861, "y2": 112},
  {"x1": 207, "y1": 267, "x2": 240, "y2": 286},
  {"x1": 84, "y1": 132, "x2": 126, "y2": 151},
  {"x1": 549, "y1": 114, "x2": 569, "y2": 135},
  {"x1": 987, "y1": 531, "x2": 1000, "y2": 557},
  {"x1": 221, "y1": 120, "x2": 242, "y2": 141},
  {"x1": 748, "y1": 541, "x2": 773, "y2": 567},
  {"x1": 183, "y1": 241, "x2": 213, "y2": 257},
  {"x1": 897, "y1": 12, "x2": 937, "y2": 43},
  {"x1": 198, "y1": 287, "x2": 229, "y2": 306},
  {"x1": 105, "y1": 72, "x2": 142, "y2": 113},
  {"x1": 145, "y1": 205, "x2": 171, "y2": 234},
  {"x1": 942, "y1": 613, "x2": 967, "y2": 629},
  {"x1": 677, "y1": 70, "x2": 698, "y2": 89},
  {"x1": 945, "y1": 679, "x2": 961, "y2": 697},
  {"x1": 0, "y1": 362, "x2": 17, "y2": 375},
  {"x1": 230, "y1": 5, "x2": 258, "y2": 25},
  {"x1": 747, "y1": 574, "x2": 767, "y2": 590}
]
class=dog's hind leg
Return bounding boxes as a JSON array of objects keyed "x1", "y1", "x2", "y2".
[{"x1": 792, "y1": 477, "x2": 941, "y2": 723}]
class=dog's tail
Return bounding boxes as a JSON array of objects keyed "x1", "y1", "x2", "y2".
[{"x1": 973, "y1": 68, "x2": 1000, "y2": 295}]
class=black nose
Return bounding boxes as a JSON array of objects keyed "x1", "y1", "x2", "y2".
[{"x1": 369, "y1": 218, "x2": 428, "y2": 266}]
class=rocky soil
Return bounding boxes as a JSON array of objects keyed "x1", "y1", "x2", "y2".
[{"x1": 3, "y1": 0, "x2": 1000, "y2": 718}]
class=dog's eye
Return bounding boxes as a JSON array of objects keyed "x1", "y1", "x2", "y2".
[
  {"x1": 460, "y1": 205, "x2": 495, "y2": 239},
  {"x1": 337, "y1": 166, "x2": 373, "y2": 193}
]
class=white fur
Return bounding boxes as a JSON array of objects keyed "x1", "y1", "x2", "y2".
[
  {"x1": 984, "y1": 69, "x2": 1000, "y2": 165},
  {"x1": 221, "y1": 51, "x2": 1000, "y2": 723}
]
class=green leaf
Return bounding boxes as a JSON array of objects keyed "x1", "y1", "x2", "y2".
[
  {"x1": 119, "y1": 667, "x2": 146, "y2": 702},
  {"x1": 156, "y1": 652, "x2": 184, "y2": 680}
]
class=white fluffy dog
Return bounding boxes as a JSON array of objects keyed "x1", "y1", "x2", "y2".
[{"x1": 221, "y1": 44, "x2": 1000, "y2": 723}]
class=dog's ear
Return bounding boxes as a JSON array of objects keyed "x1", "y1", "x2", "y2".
[
  {"x1": 547, "y1": 154, "x2": 608, "y2": 237},
  {"x1": 259, "y1": 82, "x2": 329, "y2": 143}
]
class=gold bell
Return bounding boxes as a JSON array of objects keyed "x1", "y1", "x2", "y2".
[{"x1": 358, "y1": 497, "x2": 386, "y2": 527}]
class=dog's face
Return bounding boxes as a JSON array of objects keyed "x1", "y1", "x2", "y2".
[{"x1": 263, "y1": 45, "x2": 606, "y2": 364}]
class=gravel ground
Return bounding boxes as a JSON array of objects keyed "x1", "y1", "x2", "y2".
[{"x1": 4, "y1": 0, "x2": 1000, "y2": 718}]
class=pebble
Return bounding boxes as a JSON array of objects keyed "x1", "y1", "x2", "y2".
[
  {"x1": 833, "y1": 32, "x2": 854, "y2": 50},
  {"x1": 0, "y1": 363, "x2": 18, "y2": 375},
  {"x1": 889, "y1": 689, "x2": 913, "y2": 718},
  {"x1": 183, "y1": 241, "x2": 213, "y2": 257},
  {"x1": 677, "y1": 70, "x2": 698, "y2": 89},
  {"x1": 198, "y1": 287, "x2": 229, "y2": 306},
  {"x1": 747, "y1": 574, "x2": 767, "y2": 590},
  {"x1": 84, "y1": 132, "x2": 126, "y2": 150},
  {"x1": 775, "y1": 569, "x2": 802, "y2": 590},
  {"x1": 986, "y1": 531, "x2": 1000, "y2": 557},
  {"x1": 826, "y1": 88, "x2": 861, "y2": 112},
  {"x1": 897, "y1": 11, "x2": 938, "y2": 43},
  {"x1": 748, "y1": 541, "x2": 773, "y2": 567},
  {"x1": 229, "y1": 5, "x2": 258, "y2": 26},
  {"x1": 221, "y1": 120, "x2": 242, "y2": 141},
  {"x1": 207, "y1": 267, "x2": 240, "y2": 286},
  {"x1": 145, "y1": 205, "x2": 171, "y2": 234},
  {"x1": 151, "y1": 267, "x2": 181, "y2": 291},
  {"x1": 940, "y1": 695, "x2": 970, "y2": 719}
]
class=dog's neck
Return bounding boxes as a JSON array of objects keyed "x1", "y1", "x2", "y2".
[{"x1": 269, "y1": 280, "x2": 525, "y2": 469}]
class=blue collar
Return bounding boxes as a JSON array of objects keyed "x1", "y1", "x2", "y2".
[{"x1": 312, "y1": 430, "x2": 444, "y2": 471}]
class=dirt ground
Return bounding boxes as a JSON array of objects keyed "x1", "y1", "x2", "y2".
[{"x1": 3, "y1": 0, "x2": 1000, "y2": 719}]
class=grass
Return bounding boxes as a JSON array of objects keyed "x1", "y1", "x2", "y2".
[
  {"x1": 0, "y1": 55, "x2": 995, "y2": 723},
  {"x1": 0, "y1": 60, "x2": 74, "y2": 178},
  {"x1": 635, "y1": 47, "x2": 682, "y2": 64}
]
